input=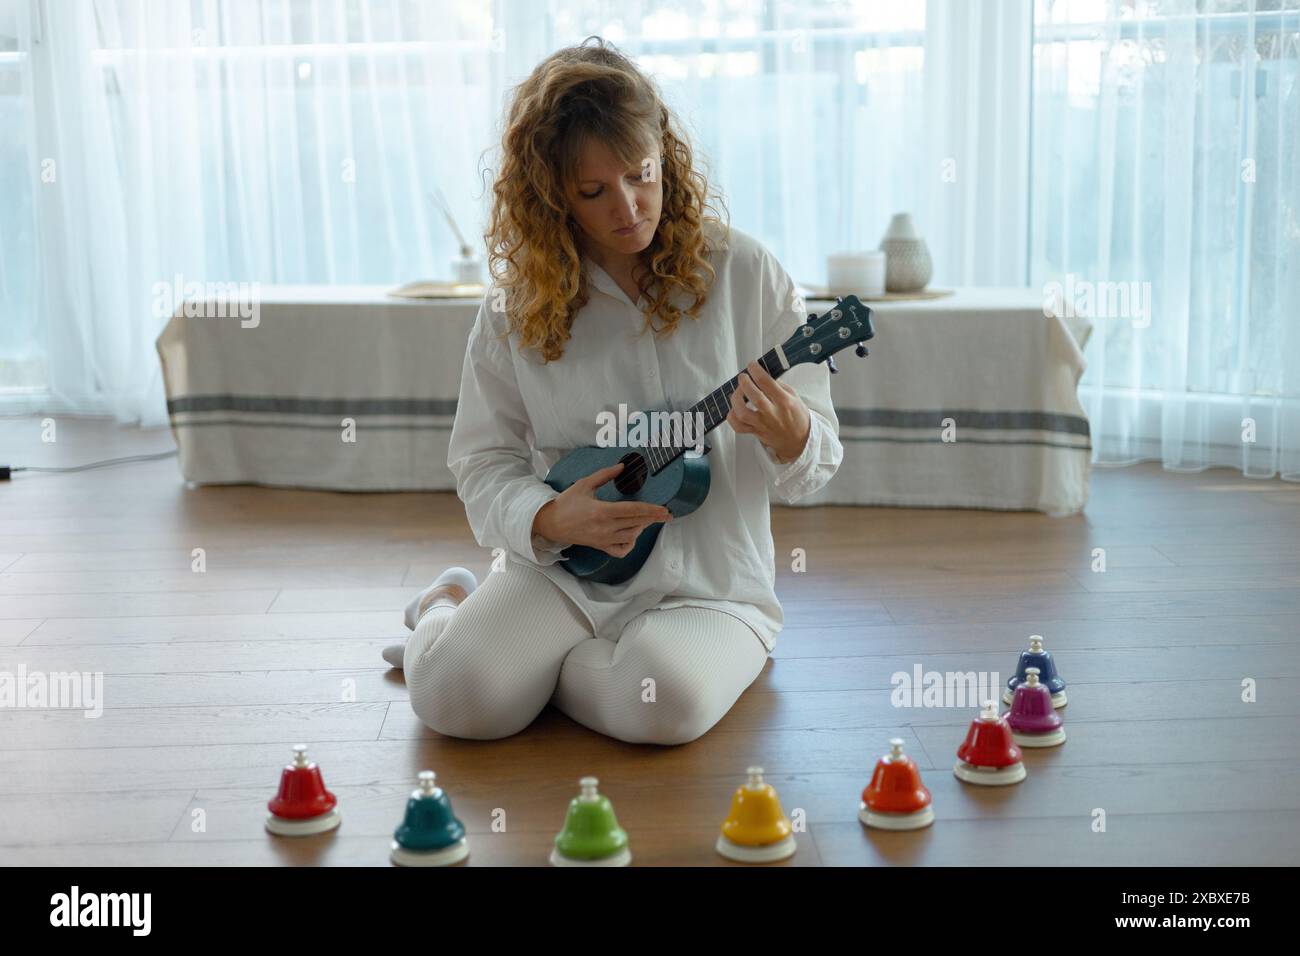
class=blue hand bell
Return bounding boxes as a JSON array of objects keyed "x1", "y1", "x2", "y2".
[
  {"x1": 390, "y1": 770, "x2": 469, "y2": 867},
  {"x1": 1003, "y1": 634, "x2": 1067, "y2": 708}
]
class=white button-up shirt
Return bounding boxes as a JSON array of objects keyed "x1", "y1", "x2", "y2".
[{"x1": 446, "y1": 224, "x2": 843, "y2": 652}]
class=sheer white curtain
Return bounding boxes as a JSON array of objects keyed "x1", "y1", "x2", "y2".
[
  {"x1": 502, "y1": 0, "x2": 1031, "y2": 288},
  {"x1": 1031, "y1": 0, "x2": 1300, "y2": 480},
  {"x1": 923, "y1": 0, "x2": 1033, "y2": 287},
  {"x1": 3, "y1": 0, "x2": 1035, "y2": 426},
  {"x1": 6, "y1": 0, "x2": 494, "y2": 426}
]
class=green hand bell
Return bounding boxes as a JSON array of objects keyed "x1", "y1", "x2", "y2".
[
  {"x1": 390, "y1": 770, "x2": 469, "y2": 867},
  {"x1": 550, "y1": 776, "x2": 631, "y2": 867}
]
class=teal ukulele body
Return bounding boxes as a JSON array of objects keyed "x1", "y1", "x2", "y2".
[
  {"x1": 542, "y1": 442, "x2": 712, "y2": 585},
  {"x1": 541, "y1": 295, "x2": 875, "y2": 586}
]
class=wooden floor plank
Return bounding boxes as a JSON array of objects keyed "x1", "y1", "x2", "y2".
[
  {"x1": 0, "y1": 670, "x2": 406, "y2": 719},
  {"x1": 21, "y1": 611, "x2": 407, "y2": 646},
  {"x1": 880, "y1": 588, "x2": 1300, "y2": 626},
  {"x1": 0, "y1": 566, "x2": 410, "y2": 595},
  {"x1": 759, "y1": 643, "x2": 1300, "y2": 692},
  {"x1": 7, "y1": 543, "x2": 450, "y2": 573},
  {"x1": 1, "y1": 702, "x2": 391, "y2": 751},
  {"x1": 0, "y1": 791, "x2": 196, "y2": 847},
  {"x1": 770, "y1": 615, "x2": 1300, "y2": 657},
  {"x1": 0, "y1": 590, "x2": 281, "y2": 620},
  {"x1": 8, "y1": 638, "x2": 395, "y2": 673}
]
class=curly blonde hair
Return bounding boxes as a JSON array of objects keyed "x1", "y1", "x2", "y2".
[{"x1": 483, "y1": 36, "x2": 728, "y2": 363}]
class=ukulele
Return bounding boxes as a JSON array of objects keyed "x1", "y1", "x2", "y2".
[{"x1": 542, "y1": 295, "x2": 875, "y2": 584}]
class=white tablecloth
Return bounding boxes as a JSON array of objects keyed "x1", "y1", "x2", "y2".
[{"x1": 156, "y1": 285, "x2": 1092, "y2": 515}]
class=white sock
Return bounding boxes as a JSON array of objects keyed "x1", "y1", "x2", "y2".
[
  {"x1": 384, "y1": 567, "x2": 480, "y2": 669},
  {"x1": 402, "y1": 566, "x2": 479, "y2": 631}
]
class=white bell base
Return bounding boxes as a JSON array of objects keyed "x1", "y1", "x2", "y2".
[
  {"x1": 1012, "y1": 727, "x2": 1066, "y2": 748},
  {"x1": 953, "y1": 759, "x2": 1026, "y2": 786},
  {"x1": 549, "y1": 845, "x2": 631, "y2": 867},
  {"x1": 715, "y1": 833, "x2": 797, "y2": 863},
  {"x1": 1004, "y1": 687, "x2": 1067, "y2": 708},
  {"x1": 264, "y1": 808, "x2": 341, "y2": 836},
  {"x1": 858, "y1": 802, "x2": 934, "y2": 830},
  {"x1": 390, "y1": 838, "x2": 469, "y2": 867}
]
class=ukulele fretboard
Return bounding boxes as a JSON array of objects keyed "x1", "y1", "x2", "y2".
[{"x1": 643, "y1": 348, "x2": 786, "y2": 473}]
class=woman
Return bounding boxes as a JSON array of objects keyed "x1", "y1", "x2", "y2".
[{"x1": 384, "y1": 37, "x2": 843, "y2": 745}]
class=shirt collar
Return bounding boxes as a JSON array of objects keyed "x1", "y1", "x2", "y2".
[{"x1": 582, "y1": 254, "x2": 642, "y2": 309}]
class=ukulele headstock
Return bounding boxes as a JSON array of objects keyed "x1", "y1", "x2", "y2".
[{"x1": 781, "y1": 294, "x2": 875, "y2": 371}]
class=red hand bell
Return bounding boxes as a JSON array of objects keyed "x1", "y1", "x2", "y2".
[
  {"x1": 859, "y1": 738, "x2": 934, "y2": 830},
  {"x1": 265, "y1": 744, "x2": 342, "y2": 836}
]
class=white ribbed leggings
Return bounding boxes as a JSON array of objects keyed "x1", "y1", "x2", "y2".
[{"x1": 403, "y1": 562, "x2": 769, "y2": 745}]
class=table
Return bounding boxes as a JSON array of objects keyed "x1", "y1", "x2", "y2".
[{"x1": 156, "y1": 285, "x2": 1092, "y2": 515}]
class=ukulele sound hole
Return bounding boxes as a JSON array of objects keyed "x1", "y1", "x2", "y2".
[{"x1": 612, "y1": 452, "x2": 649, "y2": 496}]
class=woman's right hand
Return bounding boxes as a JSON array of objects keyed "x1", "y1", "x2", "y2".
[{"x1": 533, "y1": 462, "x2": 672, "y2": 558}]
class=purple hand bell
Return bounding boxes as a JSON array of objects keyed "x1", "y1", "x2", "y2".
[{"x1": 1005, "y1": 668, "x2": 1066, "y2": 748}]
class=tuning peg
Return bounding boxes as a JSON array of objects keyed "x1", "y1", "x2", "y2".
[
  {"x1": 855, "y1": 343, "x2": 869, "y2": 357},
  {"x1": 827, "y1": 356, "x2": 838, "y2": 374}
]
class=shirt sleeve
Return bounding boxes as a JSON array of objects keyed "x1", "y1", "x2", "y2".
[
  {"x1": 446, "y1": 296, "x2": 569, "y2": 566},
  {"x1": 752, "y1": 244, "x2": 845, "y2": 505}
]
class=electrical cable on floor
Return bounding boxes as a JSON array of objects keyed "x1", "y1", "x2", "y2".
[{"x1": 1, "y1": 449, "x2": 179, "y2": 479}]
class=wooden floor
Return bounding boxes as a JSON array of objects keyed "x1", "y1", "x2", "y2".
[{"x1": 2, "y1": 415, "x2": 1299, "y2": 866}]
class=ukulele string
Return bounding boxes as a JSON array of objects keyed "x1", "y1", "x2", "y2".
[{"x1": 605, "y1": 346, "x2": 813, "y2": 488}]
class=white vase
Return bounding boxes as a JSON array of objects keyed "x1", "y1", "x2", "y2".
[{"x1": 879, "y1": 213, "x2": 932, "y2": 292}]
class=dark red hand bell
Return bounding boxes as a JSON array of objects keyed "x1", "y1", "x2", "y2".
[{"x1": 954, "y1": 701, "x2": 1026, "y2": 786}]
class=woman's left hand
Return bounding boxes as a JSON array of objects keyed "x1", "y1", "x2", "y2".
[{"x1": 726, "y1": 360, "x2": 811, "y2": 464}]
